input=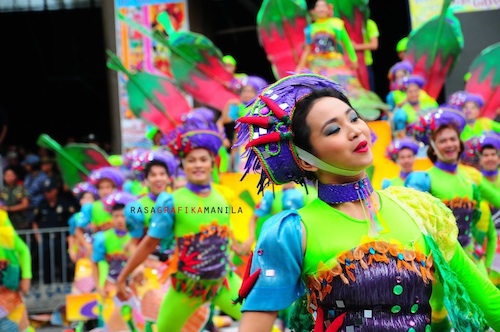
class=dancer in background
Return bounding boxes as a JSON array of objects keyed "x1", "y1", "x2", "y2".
[{"x1": 381, "y1": 137, "x2": 419, "y2": 189}]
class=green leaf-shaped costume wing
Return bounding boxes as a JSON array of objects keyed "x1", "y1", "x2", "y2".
[
  {"x1": 257, "y1": 0, "x2": 310, "y2": 79},
  {"x1": 405, "y1": 2, "x2": 463, "y2": 99},
  {"x1": 37, "y1": 134, "x2": 110, "y2": 188},
  {"x1": 465, "y1": 42, "x2": 500, "y2": 120}
]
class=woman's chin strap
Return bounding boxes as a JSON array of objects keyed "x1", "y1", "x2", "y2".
[{"x1": 295, "y1": 146, "x2": 363, "y2": 177}]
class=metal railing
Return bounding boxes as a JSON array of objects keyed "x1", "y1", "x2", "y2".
[{"x1": 17, "y1": 227, "x2": 74, "y2": 314}]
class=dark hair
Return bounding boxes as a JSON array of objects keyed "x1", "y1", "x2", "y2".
[
  {"x1": 3, "y1": 165, "x2": 19, "y2": 178},
  {"x1": 290, "y1": 88, "x2": 355, "y2": 180},
  {"x1": 480, "y1": 144, "x2": 497, "y2": 155},
  {"x1": 426, "y1": 124, "x2": 464, "y2": 163},
  {"x1": 112, "y1": 203, "x2": 125, "y2": 212},
  {"x1": 291, "y1": 87, "x2": 354, "y2": 154},
  {"x1": 144, "y1": 159, "x2": 170, "y2": 177}
]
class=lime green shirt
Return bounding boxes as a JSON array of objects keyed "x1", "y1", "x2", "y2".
[{"x1": 363, "y1": 19, "x2": 379, "y2": 66}]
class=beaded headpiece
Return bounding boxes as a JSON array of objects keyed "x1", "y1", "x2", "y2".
[
  {"x1": 385, "y1": 138, "x2": 420, "y2": 162},
  {"x1": 164, "y1": 119, "x2": 223, "y2": 158},
  {"x1": 88, "y1": 166, "x2": 126, "y2": 190},
  {"x1": 234, "y1": 73, "x2": 361, "y2": 194},
  {"x1": 407, "y1": 107, "x2": 466, "y2": 146}
]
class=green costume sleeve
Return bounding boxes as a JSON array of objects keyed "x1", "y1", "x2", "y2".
[
  {"x1": 339, "y1": 26, "x2": 357, "y2": 64},
  {"x1": 478, "y1": 177, "x2": 500, "y2": 208},
  {"x1": 449, "y1": 241, "x2": 500, "y2": 330},
  {"x1": 98, "y1": 260, "x2": 109, "y2": 288},
  {"x1": 14, "y1": 233, "x2": 32, "y2": 279},
  {"x1": 485, "y1": 217, "x2": 497, "y2": 268},
  {"x1": 491, "y1": 119, "x2": 500, "y2": 133}
]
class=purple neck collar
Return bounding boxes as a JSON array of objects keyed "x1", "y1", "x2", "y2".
[
  {"x1": 481, "y1": 169, "x2": 498, "y2": 177},
  {"x1": 318, "y1": 175, "x2": 374, "y2": 205},
  {"x1": 409, "y1": 100, "x2": 419, "y2": 106},
  {"x1": 186, "y1": 181, "x2": 211, "y2": 194},
  {"x1": 435, "y1": 160, "x2": 458, "y2": 173},
  {"x1": 148, "y1": 192, "x2": 159, "y2": 202},
  {"x1": 115, "y1": 229, "x2": 128, "y2": 237},
  {"x1": 400, "y1": 171, "x2": 411, "y2": 180}
]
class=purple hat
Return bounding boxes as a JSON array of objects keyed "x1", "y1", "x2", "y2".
[
  {"x1": 385, "y1": 138, "x2": 420, "y2": 162},
  {"x1": 140, "y1": 150, "x2": 179, "y2": 176},
  {"x1": 234, "y1": 73, "x2": 347, "y2": 193},
  {"x1": 164, "y1": 120, "x2": 224, "y2": 158},
  {"x1": 88, "y1": 167, "x2": 126, "y2": 189},
  {"x1": 389, "y1": 61, "x2": 413, "y2": 81},
  {"x1": 478, "y1": 132, "x2": 500, "y2": 152},
  {"x1": 240, "y1": 76, "x2": 269, "y2": 93},
  {"x1": 463, "y1": 92, "x2": 484, "y2": 108},
  {"x1": 182, "y1": 107, "x2": 216, "y2": 125},
  {"x1": 407, "y1": 107, "x2": 466, "y2": 145},
  {"x1": 102, "y1": 191, "x2": 137, "y2": 213},
  {"x1": 446, "y1": 90, "x2": 468, "y2": 110},
  {"x1": 399, "y1": 75, "x2": 425, "y2": 90},
  {"x1": 72, "y1": 181, "x2": 98, "y2": 199},
  {"x1": 123, "y1": 148, "x2": 149, "y2": 170},
  {"x1": 462, "y1": 133, "x2": 500, "y2": 167}
]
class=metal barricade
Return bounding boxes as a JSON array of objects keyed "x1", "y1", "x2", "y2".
[{"x1": 17, "y1": 227, "x2": 73, "y2": 314}]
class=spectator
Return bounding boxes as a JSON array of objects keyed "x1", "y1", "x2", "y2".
[
  {"x1": 4, "y1": 151, "x2": 26, "y2": 181},
  {"x1": 22, "y1": 153, "x2": 49, "y2": 224},
  {"x1": 0, "y1": 166, "x2": 30, "y2": 231},
  {"x1": 33, "y1": 178, "x2": 77, "y2": 283}
]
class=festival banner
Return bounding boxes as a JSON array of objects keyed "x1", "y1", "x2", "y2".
[
  {"x1": 409, "y1": 0, "x2": 500, "y2": 30},
  {"x1": 114, "y1": 0, "x2": 191, "y2": 150}
]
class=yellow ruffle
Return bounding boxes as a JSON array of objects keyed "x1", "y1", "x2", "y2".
[{"x1": 381, "y1": 186, "x2": 458, "y2": 262}]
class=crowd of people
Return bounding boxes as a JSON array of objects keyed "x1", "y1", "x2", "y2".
[{"x1": 1, "y1": 0, "x2": 500, "y2": 331}]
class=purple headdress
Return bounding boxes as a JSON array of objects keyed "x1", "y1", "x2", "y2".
[
  {"x1": 407, "y1": 107, "x2": 466, "y2": 145},
  {"x1": 123, "y1": 148, "x2": 149, "y2": 170},
  {"x1": 72, "y1": 181, "x2": 98, "y2": 200},
  {"x1": 240, "y1": 75, "x2": 269, "y2": 94},
  {"x1": 88, "y1": 166, "x2": 126, "y2": 190},
  {"x1": 399, "y1": 75, "x2": 425, "y2": 90},
  {"x1": 102, "y1": 191, "x2": 138, "y2": 213},
  {"x1": 388, "y1": 60, "x2": 413, "y2": 81},
  {"x1": 140, "y1": 149, "x2": 180, "y2": 176},
  {"x1": 463, "y1": 92, "x2": 484, "y2": 108},
  {"x1": 234, "y1": 73, "x2": 347, "y2": 193},
  {"x1": 446, "y1": 90, "x2": 468, "y2": 110},
  {"x1": 164, "y1": 119, "x2": 223, "y2": 158},
  {"x1": 181, "y1": 107, "x2": 216, "y2": 125},
  {"x1": 385, "y1": 138, "x2": 420, "y2": 162}
]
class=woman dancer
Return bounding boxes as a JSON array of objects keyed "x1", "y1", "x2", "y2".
[{"x1": 232, "y1": 73, "x2": 500, "y2": 331}]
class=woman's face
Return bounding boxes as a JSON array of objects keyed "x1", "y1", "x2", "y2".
[
  {"x1": 240, "y1": 85, "x2": 257, "y2": 104},
  {"x1": 394, "y1": 69, "x2": 407, "y2": 81},
  {"x1": 480, "y1": 147, "x2": 499, "y2": 171},
  {"x1": 80, "y1": 192, "x2": 95, "y2": 206},
  {"x1": 313, "y1": 0, "x2": 330, "y2": 19},
  {"x1": 305, "y1": 97, "x2": 373, "y2": 178},
  {"x1": 463, "y1": 101, "x2": 480, "y2": 121},
  {"x1": 406, "y1": 84, "x2": 420, "y2": 103},
  {"x1": 146, "y1": 165, "x2": 170, "y2": 195},
  {"x1": 97, "y1": 179, "x2": 115, "y2": 199},
  {"x1": 3, "y1": 169, "x2": 17, "y2": 186},
  {"x1": 433, "y1": 127, "x2": 461, "y2": 163},
  {"x1": 397, "y1": 148, "x2": 416, "y2": 173},
  {"x1": 183, "y1": 149, "x2": 213, "y2": 185}
]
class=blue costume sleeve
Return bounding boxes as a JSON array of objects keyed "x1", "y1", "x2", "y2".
[
  {"x1": 404, "y1": 171, "x2": 431, "y2": 192},
  {"x1": 282, "y1": 189, "x2": 306, "y2": 210},
  {"x1": 147, "y1": 192, "x2": 175, "y2": 240},
  {"x1": 242, "y1": 211, "x2": 305, "y2": 311},
  {"x1": 123, "y1": 180, "x2": 133, "y2": 194},
  {"x1": 386, "y1": 91, "x2": 396, "y2": 111},
  {"x1": 91, "y1": 231, "x2": 106, "y2": 263},
  {"x1": 254, "y1": 191, "x2": 274, "y2": 217},
  {"x1": 68, "y1": 213, "x2": 77, "y2": 235},
  {"x1": 75, "y1": 203, "x2": 93, "y2": 228},
  {"x1": 393, "y1": 107, "x2": 408, "y2": 131},
  {"x1": 381, "y1": 178, "x2": 391, "y2": 190},
  {"x1": 304, "y1": 26, "x2": 312, "y2": 45},
  {"x1": 125, "y1": 200, "x2": 146, "y2": 239}
]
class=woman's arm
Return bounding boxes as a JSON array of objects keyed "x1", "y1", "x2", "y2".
[{"x1": 239, "y1": 311, "x2": 279, "y2": 332}]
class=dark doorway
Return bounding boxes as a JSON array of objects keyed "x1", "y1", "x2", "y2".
[{"x1": 0, "y1": 8, "x2": 110, "y2": 153}]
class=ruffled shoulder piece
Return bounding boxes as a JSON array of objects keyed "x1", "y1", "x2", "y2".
[{"x1": 380, "y1": 186, "x2": 458, "y2": 262}]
